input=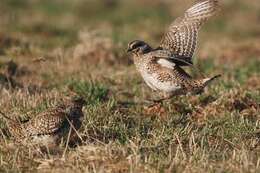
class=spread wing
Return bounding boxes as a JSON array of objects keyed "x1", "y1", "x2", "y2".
[
  {"x1": 26, "y1": 107, "x2": 66, "y2": 136},
  {"x1": 159, "y1": 0, "x2": 219, "y2": 65}
]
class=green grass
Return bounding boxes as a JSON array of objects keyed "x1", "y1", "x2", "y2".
[
  {"x1": 0, "y1": 0, "x2": 259, "y2": 172},
  {"x1": 66, "y1": 79, "x2": 109, "y2": 105}
]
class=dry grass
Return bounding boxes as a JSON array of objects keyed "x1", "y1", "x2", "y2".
[{"x1": 0, "y1": 0, "x2": 259, "y2": 172}]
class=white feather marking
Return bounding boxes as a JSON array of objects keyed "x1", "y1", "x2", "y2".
[
  {"x1": 141, "y1": 71, "x2": 181, "y2": 92},
  {"x1": 157, "y1": 59, "x2": 175, "y2": 69}
]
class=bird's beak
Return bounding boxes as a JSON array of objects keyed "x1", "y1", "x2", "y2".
[{"x1": 127, "y1": 48, "x2": 132, "y2": 53}]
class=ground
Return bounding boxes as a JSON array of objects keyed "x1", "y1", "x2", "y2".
[{"x1": 0, "y1": 0, "x2": 259, "y2": 172}]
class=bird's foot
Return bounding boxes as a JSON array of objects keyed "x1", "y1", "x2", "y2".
[{"x1": 143, "y1": 98, "x2": 162, "y2": 107}]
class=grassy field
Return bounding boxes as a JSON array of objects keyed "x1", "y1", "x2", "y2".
[{"x1": 0, "y1": 0, "x2": 259, "y2": 172}]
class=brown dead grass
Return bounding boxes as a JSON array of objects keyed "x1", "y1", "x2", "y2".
[{"x1": 0, "y1": 0, "x2": 259, "y2": 172}]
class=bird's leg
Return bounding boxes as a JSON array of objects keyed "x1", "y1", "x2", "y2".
[
  {"x1": 144, "y1": 90, "x2": 162, "y2": 105},
  {"x1": 151, "y1": 92, "x2": 173, "y2": 103},
  {"x1": 145, "y1": 94, "x2": 162, "y2": 105},
  {"x1": 144, "y1": 92, "x2": 173, "y2": 107}
]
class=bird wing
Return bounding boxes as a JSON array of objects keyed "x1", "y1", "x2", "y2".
[
  {"x1": 26, "y1": 107, "x2": 66, "y2": 136},
  {"x1": 150, "y1": 50, "x2": 193, "y2": 79},
  {"x1": 151, "y1": 49, "x2": 192, "y2": 69},
  {"x1": 159, "y1": 0, "x2": 219, "y2": 65}
]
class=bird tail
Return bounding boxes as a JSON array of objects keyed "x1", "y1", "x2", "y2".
[{"x1": 202, "y1": 74, "x2": 221, "y2": 86}]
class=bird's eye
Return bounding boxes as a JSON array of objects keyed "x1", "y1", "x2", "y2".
[{"x1": 136, "y1": 47, "x2": 141, "y2": 52}]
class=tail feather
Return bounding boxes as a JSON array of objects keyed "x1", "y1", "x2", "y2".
[{"x1": 203, "y1": 74, "x2": 221, "y2": 86}]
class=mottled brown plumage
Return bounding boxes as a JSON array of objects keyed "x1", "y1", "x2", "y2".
[
  {"x1": 160, "y1": 0, "x2": 219, "y2": 63},
  {"x1": 2, "y1": 97, "x2": 85, "y2": 146},
  {"x1": 127, "y1": 0, "x2": 220, "y2": 101}
]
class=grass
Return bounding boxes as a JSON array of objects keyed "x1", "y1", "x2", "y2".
[
  {"x1": 0, "y1": 0, "x2": 259, "y2": 172},
  {"x1": 66, "y1": 79, "x2": 109, "y2": 105}
]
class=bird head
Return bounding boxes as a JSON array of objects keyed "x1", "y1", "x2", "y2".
[
  {"x1": 71, "y1": 96, "x2": 86, "y2": 107},
  {"x1": 127, "y1": 40, "x2": 152, "y2": 55},
  {"x1": 65, "y1": 96, "x2": 85, "y2": 119}
]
